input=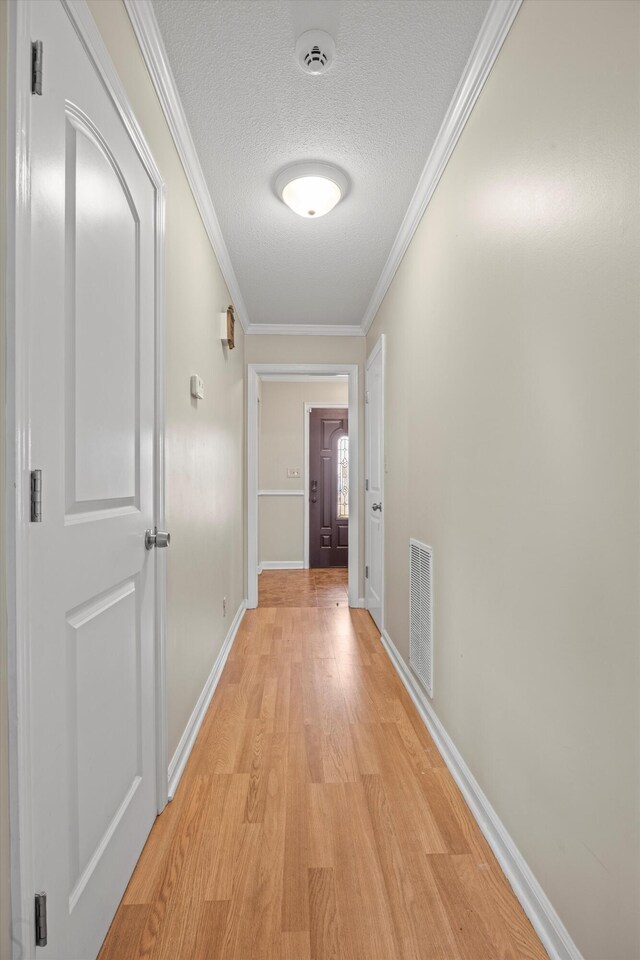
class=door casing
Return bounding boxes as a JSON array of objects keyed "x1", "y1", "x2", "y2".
[
  {"x1": 5, "y1": 2, "x2": 167, "y2": 955},
  {"x1": 247, "y1": 365, "x2": 359, "y2": 608}
]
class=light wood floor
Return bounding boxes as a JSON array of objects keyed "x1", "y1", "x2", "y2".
[
  {"x1": 258, "y1": 568, "x2": 349, "y2": 607},
  {"x1": 99, "y1": 571, "x2": 548, "y2": 960}
]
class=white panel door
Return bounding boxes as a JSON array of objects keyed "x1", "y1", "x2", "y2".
[
  {"x1": 27, "y1": 2, "x2": 158, "y2": 957},
  {"x1": 365, "y1": 338, "x2": 385, "y2": 631}
]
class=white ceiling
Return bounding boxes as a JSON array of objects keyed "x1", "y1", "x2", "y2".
[{"x1": 151, "y1": 0, "x2": 491, "y2": 331}]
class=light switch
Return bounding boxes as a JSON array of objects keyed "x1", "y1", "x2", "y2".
[
  {"x1": 287, "y1": 468, "x2": 301, "y2": 479},
  {"x1": 190, "y1": 374, "x2": 204, "y2": 400}
]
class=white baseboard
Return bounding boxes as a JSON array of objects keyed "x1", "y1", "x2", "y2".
[
  {"x1": 167, "y1": 600, "x2": 247, "y2": 799},
  {"x1": 351, "y1": 597, "x2": 366, "y2": 608},
  {"x1": 259, "y1": 560, "x2": 305, "y2": 571},
  {"x1": 380, "y1": 628, "x2": 584, "y2": 960}
]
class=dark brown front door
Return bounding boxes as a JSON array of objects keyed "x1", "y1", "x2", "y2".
[{"x1": 309, "y1": 408, "x2": 349, "y2": 568}]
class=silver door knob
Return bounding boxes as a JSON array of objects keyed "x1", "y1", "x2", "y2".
[
  {"x1": 372, "y1": 502, "x2": 382, "y2": 512},
  {"x1": 145, "y1": 528, "x2": 171, "y2": 550}
]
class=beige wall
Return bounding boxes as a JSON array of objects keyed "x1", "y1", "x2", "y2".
[
  {"x1": 245, "y1": 334, "x2": 365, "y2": 368},
  {"x1": 259, "y1": 379, "x2": 348, "y2": 564},
  {"x1": 246, "y1": 335, "x2": 366, "y2": 596},
  {"x1": 259, "y1": 497, "x2": 304, "y2": 565},
  {"x1": 1, "y1": 1, "x2": 10, "y2": 954},
  {"x1": 367, "y1": 1, "x2": 640, "y2": 957},
  {"x1": 87, "y1": 0, "x2": 246, "y2": 761}
]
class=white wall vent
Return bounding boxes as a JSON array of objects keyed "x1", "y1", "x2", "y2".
[
  {"x1": 295, "y1": 30, "x2": 336, "y2": 75},
  {"x1": 409, "y1": 539, "x2": 433, "y2": 698}
]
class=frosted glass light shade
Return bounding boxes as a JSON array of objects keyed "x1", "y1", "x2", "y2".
[
  {"x1": 282, "y1": 176, "x2": 341, "y2": 218},
  {"x1": 276, "y1": 162, "x2": 349, "y2": 219}
]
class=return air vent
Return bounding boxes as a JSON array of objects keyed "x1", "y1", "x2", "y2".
[
  {"x1": 295, "y1": 29, "x2": 336, "y2": 75},
  {"x1": 409, "y1": 539, "x2": 433, "y2": 698}
]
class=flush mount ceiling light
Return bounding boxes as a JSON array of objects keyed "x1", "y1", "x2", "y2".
[{"x1": 275, "y1": 162, "x2": 349, "y2": 219}]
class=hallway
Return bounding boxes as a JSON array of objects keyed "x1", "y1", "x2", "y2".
[{"x1": 99, "y1": 573, "x2": 547, "y2": 959}]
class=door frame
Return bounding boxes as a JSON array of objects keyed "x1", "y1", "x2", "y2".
[
  {"x1": 303, "y1": 402, "x2": 349, "y2": 570},
  {"x1": 365, "y1": 335, "x2": 386, "y2": 631},
  {"x1": 5, "y1": 2, "x2": 167, "y2": 955},
  {"x1": 247, "y1": 364, "x2": 359, "y2": 608}
]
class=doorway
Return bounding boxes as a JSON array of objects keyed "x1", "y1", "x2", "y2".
[
  {"x1": 247, "y1": 364, "x2": 359, "y2": 609},
  {"x1": 365, "y1": 336, "x2": 385, "y2": 631}
]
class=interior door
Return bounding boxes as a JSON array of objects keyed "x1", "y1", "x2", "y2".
[
  {"x1": 309, "y1": 408, "x2": 349, "y2": 568},
  {"x1": 27, "y1": 2, "x2": 159, "y2": 956},
  {"x1": 365, "y1": 339, "x2": 385, "y2": 630}
]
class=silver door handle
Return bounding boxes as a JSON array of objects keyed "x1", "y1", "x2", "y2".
[
  {"x1": 372, "y1": 502, "x2": 382, "y2": 512},
  {"x1": 145, "y1": 528, "x2": 171, "y2": 550}
]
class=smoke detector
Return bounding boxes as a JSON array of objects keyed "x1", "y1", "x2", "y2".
[{"x1": 295, "y1": 29, "x2": 336, "y2": 75}]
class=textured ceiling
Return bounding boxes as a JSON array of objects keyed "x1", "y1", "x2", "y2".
[{"x1": 152, "y1": 0, "x2": 491, "y2": 328}]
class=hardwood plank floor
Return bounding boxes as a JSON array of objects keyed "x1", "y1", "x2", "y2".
[
  {"x1": 259, "y1": 568, "x2": 349, "y2": 608},
  {"x1": 99, "y1": 570, "x2": 548, "y2": 960}
]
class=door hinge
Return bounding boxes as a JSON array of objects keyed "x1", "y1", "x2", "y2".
[
  {"x1": 365, "y1": 565, "x2": 369, "y2": 579},
  {"x1": 31, "y1": 41, "x2": 43, "y2": 95},
  {"x1": 35, "y1": 892, "x2": 47, "y2": 947},
  {"x1": 365, "y1": 390, "x2": 370, "y2": 404},
  {"x1": 365, "y1": 479, "x2": 369, "y2": 491},
  {"x1": 30, "y1": 469, "x2": 42, "y2": 523}
]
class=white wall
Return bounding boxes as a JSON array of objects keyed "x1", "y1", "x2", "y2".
[
  {"x1": 86, "y1": 0, "x2": 246, "y2": 765},
  {"x1": 366, "y1": 1, "x2": 640, "y2": 957},
  {"x1": 258, "y1": 379, "x2": 348, "y2": 564},
  {"x1": 246, "y1": 335, "x2": 366, "y2": 596}
]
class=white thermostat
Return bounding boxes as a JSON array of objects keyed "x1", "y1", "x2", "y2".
[{"x1": 190, "y1": 374, "x2": 204, "y2": 400}]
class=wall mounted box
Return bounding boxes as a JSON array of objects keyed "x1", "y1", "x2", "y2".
[
  {"x1": 219, "y1": 305, "x2": 235, "y2": 349},
  {"x1": 190, "y1": 374, "x2": 204, "y2": 400}
]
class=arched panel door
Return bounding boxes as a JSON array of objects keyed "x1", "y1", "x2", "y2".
[{"x1": 25, "y1": 2, "x2": 159, "y2": 956}]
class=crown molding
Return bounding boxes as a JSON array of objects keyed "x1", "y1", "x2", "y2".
[
  {"x1": 123, "y1": 0, "x2": 250, "y2": 331},
  {"x1": 360, "y1": 0, "x2": 523, "y2": 335},
  {"x1": 245, "y1": 323, "x2": 365, "y2": 337}
]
